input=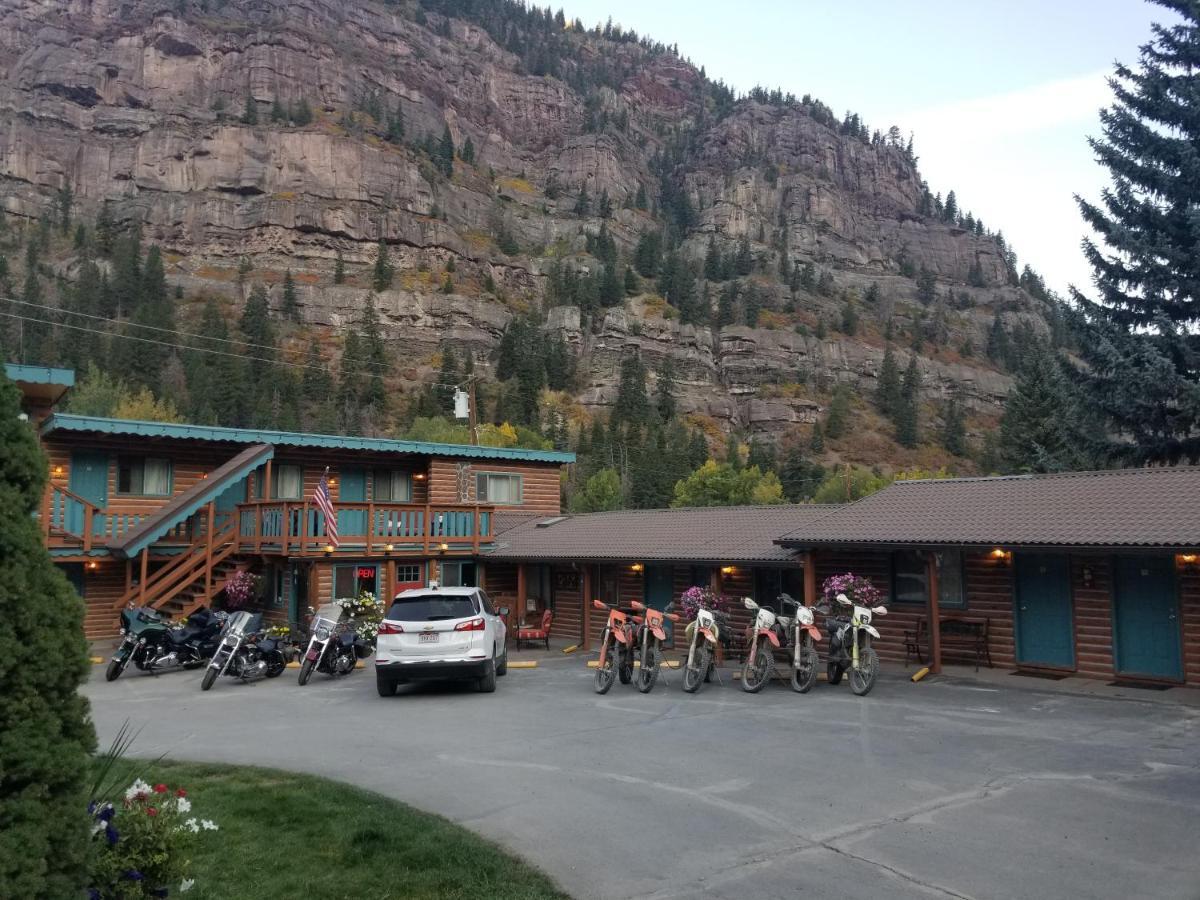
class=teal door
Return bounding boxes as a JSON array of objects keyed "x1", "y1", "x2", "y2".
[
  {"x1": 67, "y1": 451, "x2": 108, "y2": 536},
  {"x1": 1014, "y1": 553, "x2": 1075, "y2": 668},
  {"x1": 1113, "y1": 556, "x2": 1182, "y2": 680},
  {"x1": 214, "y1": 477, "x2": 246, "y2": 513},
  {"x1": 645, "y1": 565, "x2": 675, "y2": 643},
  {"x1": 338, "y1": 468, "x2": 367, "y2": 541}
]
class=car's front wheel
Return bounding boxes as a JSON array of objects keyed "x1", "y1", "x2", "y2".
[{"x1": 478, "y1": 654, "x2": 498, "y2": 693}]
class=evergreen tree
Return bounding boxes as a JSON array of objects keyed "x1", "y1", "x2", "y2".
[
  {"x1": 570, "y1": 468, "x2": 623, "y2": 513},
  {"x1": 896, "y1": 355, "x2": 921, "y2": 447},
  {"x1": 704, "y1": 237, "x2": 722, "y2": 281},
  {"x1": 240, "y1": 284, "x2": 276, "y2": 425},
  {"x1": 436, "y1": 124, "x2": 455, "y2": 176},
  {"x1": 986, "y1": 315, "x2": 1010, "y2": 366},
  {"x1": 623, "y1": 265, "x2": 639, "y2": 296},
  {"x1": 940, "y1": 387, "x2": 967, "y2": 456},
  {"x1": 742, "y1": 283, "x2": 763, "y2": 327},
  {"x1": 779, "y1": 441, "x2": 824, "y2": 502},
  {"x1": 809, "y1": 420, "x2": 825, "y2": 452},
  {"x1": 241, "y1": 92, "x2": 258, "y2": 125},
  {"x1": 372, "y1": 239, "x2": 394, "y2": 292},
  {"x1": 734, "y1": 235, "x2": 753, "y2": 275},
  {"x1": 716, "y1": 283, "x2": 736, "y2": 328},
  {"x1": 271, "y1": 96, "x2": 286, "y2": 122},
  {"x1": 634, "y1": 183, "x2": 648, "y2": 210},
  {"x1": 359, "y1": 295, "x2": 388, "y2": 415},
  {"x1": 281, "y1": 269, "x2": 300, "y2": 321},
  {"x1": 461, "y1": 136, "x2": 476, "y2": 164},
  {"x1": 654, "y1": 359, "x2": 676, "y2": 422},
  {"x1": 293, "y1": 97, "x2": 314, "y2": 126},
  {"x1": 612, "y1": 353, "x2": 650, "y2": 426},
  {"x1": 301, "y1": 340, "x2": 336, "y2": 431},
  {"x1": 999, "y1": 348, "x2": 1089, "y2": 473},
  {"x1": 824, "y1": 385, "x2": 852, "y2": 439},
  {"x1": 1070, "y1": 2, "x2": 1200, "y2": 464},
  {"x1": 633, "y1": 231, "x2": 661, "y2": 277},
  {"x1": 573, "y1": 185, "x2": 591, "y2": 216},
  {"x1": 0, "y1": 374, "x2": 95, "y2": 899},
  {"x1": 876, "y1": 344, "x2": 902, "y2": 419},
  {"x1": 916, "y1": 266, "x2": 937, "y2": 305},
  {"x1": 334, "y1": 251, "x2": 346, "y2": 285}
]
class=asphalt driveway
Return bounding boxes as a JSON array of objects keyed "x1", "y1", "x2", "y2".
[{"x1": 84, "y1": 659, "x2": 1200, "y2": 900}]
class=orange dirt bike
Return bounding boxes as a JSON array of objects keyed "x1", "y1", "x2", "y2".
[
  {"x1": 741, "y1": 593, "x2": 823, "y2": 693},
  {"x1": 629, "y1": 600, "x2": 680, "y2": 693},
  {"x1": 592, "y1": 598, "x2": 635, "y2": 694}
]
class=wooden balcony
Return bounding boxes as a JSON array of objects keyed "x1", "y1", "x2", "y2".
[
  {"x1": 41, "y1": 484, "x2": 197, "y2": 552},
  {"x1": 235, "y1": 501, "x2": 494, "y2": 556}
]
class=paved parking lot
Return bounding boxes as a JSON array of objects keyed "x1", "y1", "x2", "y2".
[{"x1": 85, "y1": 659, "x2": 1200, "y2": 900}]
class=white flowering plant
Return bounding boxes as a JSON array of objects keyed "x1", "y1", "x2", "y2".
[
  {"x1": 88, "y1": 778, "x2": 218, "y2": 899},
  {"x1": 335, "y1": 589, "x2": 385, "y2": 648}
]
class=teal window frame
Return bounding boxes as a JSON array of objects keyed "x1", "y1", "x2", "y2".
[
  {"x1": 333, "y1": 563, "x2": 379, "y2": 600},
  {"x1": 475, "y1": 471, "x2": 523, "y2": 505},
  {"x1": 115, "y1": 456, "x2": 173, "y2": 497}
]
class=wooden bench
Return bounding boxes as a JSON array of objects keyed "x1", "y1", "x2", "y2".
[{"x1": 904, "y1": 618, "x2": 992, "y2": 671}]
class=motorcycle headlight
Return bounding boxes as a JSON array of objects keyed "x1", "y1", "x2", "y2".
[
  {"x1": 119, "y1": 628, "x2": 126, "y2": 636},
  {"x1": 315, "y1": 626, "x2": 330, "y2": 640}
]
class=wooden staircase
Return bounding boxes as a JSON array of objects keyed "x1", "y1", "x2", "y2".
[{"x1": 111, "y1": 519, "x2": 245, "y2": 621}]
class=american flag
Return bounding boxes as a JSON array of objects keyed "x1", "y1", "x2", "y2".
[{"x1": 314, "y1": 469, "x2": 339, "y2": 548}]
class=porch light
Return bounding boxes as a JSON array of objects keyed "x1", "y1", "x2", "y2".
[
  {"x1": 720, "y1": 565, "x2": 735, "y2": 575},
  {"x1": 439, "y1": 542, "x2": 450, "y2": 552},
  {"x1": 385, "y1": 543, "x2": 395, "y2": 553},
  {"x1": 1179, "y1": 553, "x2": 1198, "y2": 568},
  {"x1": 414, "y1": 473, "x2": 427, "y2": 481},
  {"x1": 329, "y1": 477, "x2": 337, "y2": 486},
  {"x1": 87, "y1": 561, "x2": 99, "y2": 570},
  {"x1": 631, "y1": 563, "x2": 644, "y2": 573},
  {"x1": 323, "y1": 544, "x2": 335, "y2": 555},
  {"x1": 990, "y1": 548, "x2": 1012, "y2": 564},
  {"x1": 53, "y1": 465, "x2": 64, "y2": 476}
]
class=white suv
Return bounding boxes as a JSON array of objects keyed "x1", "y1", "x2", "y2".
[{"x1": 374, "y1": 585, "x2": 509, "y2": 696}]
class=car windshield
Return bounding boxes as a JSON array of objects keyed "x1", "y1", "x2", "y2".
[{"x1": 386, "y1": 593, "x2": 477, "y2": 622}]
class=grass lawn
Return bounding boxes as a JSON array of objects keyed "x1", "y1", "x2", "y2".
[{"x1": 120, "y1": 760, "x2": 568, "y2": 900}]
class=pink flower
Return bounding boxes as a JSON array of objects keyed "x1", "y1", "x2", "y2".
[
  {"x1": 176, "y1": 788, "x2": 187, "y2": 798},
  {"x1": 153, "y1": 784, "x2": 168, "y2": 794},
  {"x1": 146, "y1": 807, "x2": 158, "y2": 817}
]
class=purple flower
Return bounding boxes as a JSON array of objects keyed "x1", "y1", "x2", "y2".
[
  {"x1": 105, "y1": 824, "x2": 120, "y2": 845},
  {"x1": 124, "y1": 870, "x2": 144, "y2": 881},
  {"x1": 88, "y1": 889, "x2": 101, "y2": 900},
  {"x1": 99, "y1": 805, "x2": 115, "y2": 823},
  {"x1": 88, "y1": 801, "x2": 97, "y2": 815}
]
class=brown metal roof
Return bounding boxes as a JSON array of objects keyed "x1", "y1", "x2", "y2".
[
  {"x1": 486, "y1": 505, "x2": 841, "y2": 563},
  {"x1": 776, "y1": 468, "x2": 1200, "y2": 550}
]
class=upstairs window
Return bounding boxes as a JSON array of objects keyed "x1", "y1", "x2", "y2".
[
  {"x1": 476, "y1": 472, "x2": 522, "y2": 505},
  {"x1": 117, "y1": 457, "x2": 171, "y2": 496},
  {"x1": 374, "y1": 470, "x2": 412, "y2": 502},
  {"x1": 272, "y1": 464, "x2": 303, "y2": 500}
]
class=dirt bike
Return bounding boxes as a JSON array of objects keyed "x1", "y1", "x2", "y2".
[
  {"x1": 740, "y1": 596, "x2": 787, "y2": 693},
  {"x1": 681, "y1": 604, "x2": 731, "y2": 693},
  {"x1": 781, "y1": 593, "x2": 822, "y2": 693},
  {"x1": 592, "y1": 598, "x2": 635, "y2": 694},
  {"x1": 630, "y1": 600, "x2": 679, "y2": 694},
  {"x1": 821, "y1": 592, "x2": 888, "y2": 696}
]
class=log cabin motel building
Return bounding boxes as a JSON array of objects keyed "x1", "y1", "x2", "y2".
[{"x1": 11, "y1": 364, "x2": 1200, "y2": 688}]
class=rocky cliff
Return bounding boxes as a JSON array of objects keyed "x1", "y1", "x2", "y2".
[{"x1": 0, "y1": 0, "x2": 1054, "y2": 466}]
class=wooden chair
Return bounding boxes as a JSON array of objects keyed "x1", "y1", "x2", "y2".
[{"x1": 514, "y1": 609, "x2": 554, "y2": 650}]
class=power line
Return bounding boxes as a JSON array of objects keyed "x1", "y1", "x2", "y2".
[{"x1": 0, "y1": 309, "x2": 469, "y2": 391}]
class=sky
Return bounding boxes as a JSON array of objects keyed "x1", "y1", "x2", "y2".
[{"x1": 559, "y1": 0, "x2": 1173, "y2": 296}]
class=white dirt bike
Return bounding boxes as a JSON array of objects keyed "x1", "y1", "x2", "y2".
[{"x1": 821, "y1": 592, "x2": 888, "y2": 696}]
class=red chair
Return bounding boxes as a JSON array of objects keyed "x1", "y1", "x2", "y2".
[{"x1": 514, "y1": 609, "x2": 554, "y2": 650}]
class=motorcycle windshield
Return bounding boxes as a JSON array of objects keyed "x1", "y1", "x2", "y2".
[
  {"x1": 223, "y1": 611, "x2": 262, "y2": 637},
  {"x1": 312, "y1": 603, "x2": 347, "y2": 628}
]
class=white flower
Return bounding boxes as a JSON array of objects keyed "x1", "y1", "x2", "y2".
[
  {"x1": 124, "y1": 779, "x2": 152, "y2": 801},
  {"x1": 180, "y1": 878, "x2": 195, "y2": 893},
  {"x1": 174, "y1": 796, "x2": 192, "y2": 814},
  {"x1": 182, "y1": 817, "x2": 201, "y2": 833},
  {"x1": 201, "y1": 819, "x2": 219, "y2": 831}
]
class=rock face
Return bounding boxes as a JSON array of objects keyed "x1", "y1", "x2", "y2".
[{"x1": 0, "y1": 0, "x2": 1050, "y2": 447}]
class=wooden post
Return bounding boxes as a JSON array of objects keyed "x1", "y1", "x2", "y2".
[
  {"x1": 366, "y1": 501, "x2": 374, "y2": 555},
  {"x1": 927, "y1": 553, "x2": 943, "y2": 674},
  {"x1": 803, "y1": 550, "x2": 817, "y2": 606},
  {"x1": 138, "y1": 548, "x2": 149, "y2": 604},
  {"x1": 124, "y1": 559, "x2": 132, "y2": 595},
  {"x1": 83, "y1": 504, "x2": 94, "y2": 553},
  {"x1": 263, "y1": 460, "x2": 273, "y2": 500},
  {"x1": 204, "y1": 501, "x2": 215, "y2": 600},
  {"x1": 712, "y1": 565, "x2": 724, "y2": 596},
  {"x1": 385, "y1": 559, "x2": 396, "y2": 601},
  {"x1": 517, "y1": 563, "x2": 528, "y2": 626},
  {"x1": 582, "y1": 564, "x2": 593, "y2": 651},
  {"x1": 255, "y1": 505, "x2": 263, "y2": 552},
  {"x1": 422, "y1": 503, "x2": 432, "y2": 553},
  {"x1": 472, "y1": 506, "x2": 480, "y2": 553}
]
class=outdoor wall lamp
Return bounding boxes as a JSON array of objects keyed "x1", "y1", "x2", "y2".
[
  {"x1": 323, "y1": 544, "x2": 335, "y2": 556},
  {"x1": 384, "y1": 543, "x2": 395, "y2": 554},
  {"x1": 53, "y1": 465, "x2": 64, "y2": 476},
  {"x1": 328, "y1": 477, "x2": 337, "y2": 487},
  {"x1": 720, "y1": 566, "x2": 735, "y2": 575},
  {"x1": 990, "y1": 548, "x2": 1012, "y2": 565},
  {"x1": 439, "y1": 542, "x2": 450, "y2": 553},
  {"x1": 413, "y1": 473, "x2": 427, "y2": 480},
  {"x1": 87, "y1": 560, "x2": 99, "y2": 570},
  {"x1": 1178, "y1": 553, "x2": 1198, "y2": 569},
  {"x1": 631, "y1": 563, "x2": 644, "y2": 573}
]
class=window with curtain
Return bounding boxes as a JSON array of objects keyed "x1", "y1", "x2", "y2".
[
  {"x1": 117, "y1": 457, "x2": 171, "y2": 496},
  {"x1": 892, "y1": 550, "x2": 965, "y2": 608},
  {"x1": 272, "y1": 464, "x2": 303, "y2": 500},
  {"x1": 476, "y1": 472, "x2": 521, "y2": 504},
  {"x1": 374, "y1": 470, "x2": 412, "y2": 502}
]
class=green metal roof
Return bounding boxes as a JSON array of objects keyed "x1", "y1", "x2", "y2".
[
  {"x1": 40, "y1": 414, "x2": 575, "y2": 464},
  {"x1": 5, "y1": 363, "x2": 76, "y2": 387}
]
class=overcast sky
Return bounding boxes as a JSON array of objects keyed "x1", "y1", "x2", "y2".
[{"x1": 561, "y1": 0, "x2": 1171, "y2": 296}]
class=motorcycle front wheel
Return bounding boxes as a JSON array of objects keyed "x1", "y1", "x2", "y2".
[
  {"x1": 200, "y1": 667, "x2": 217, "y2": 691},
  {"x1": 827, "y1": 661, "x2": 844, "y2": 685},
  {"x1": 681, "y1": 644, "x2": 708, "y2": 694},
  {"x1": 636, "y1": 644, "x2": 660, "y2": 693},
  {"x1": 298, "y1": 657, "x2": 315, "y2": 686},
  {"x1": 105, "y1": 657, "x2": 126, "y2": 682},
  {"x1": 741, "y1": 638, "x2": 772, "y2": 693},
  {"x1": 791, "y1": 646, "x2": 819, "y2": 694},
  {"x1": 617, "y1": 645, "x2": 633, "y2": 684},
  {"x1": 594, "y1": 637, "x2": 617, "y2": 694},
  {"x1": 850, "y1": 648, "x2": 879, "y2": 696}
]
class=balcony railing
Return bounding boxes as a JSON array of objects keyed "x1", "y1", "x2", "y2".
[{"x1": 235, "y1": 501, "x2": 493, "y2": 555}]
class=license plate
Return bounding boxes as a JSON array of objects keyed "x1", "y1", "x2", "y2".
[
  {"x1": 419, "y1": 632, "x2": 439, "y2": 644},
  {"x1": 306, "y1": 649, "x2": 319, "y2": 661}
]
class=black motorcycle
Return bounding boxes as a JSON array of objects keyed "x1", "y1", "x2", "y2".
[
  {"x1": 298, "y1": 603, "x2": 364, "y2": 685},
  {"x1": 106, "y1": 606, "x2": 225, "y2": 682},
  {"x1": 200, "y1": 611, "x2": 289, "y2": 691}
]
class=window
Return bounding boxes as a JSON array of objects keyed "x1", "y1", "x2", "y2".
[
  {"x1": 754, "y1": 568, "x2": 805, "y2": 612},
  {"x1": 395, "y1": 565, "x2": 423, "y2": 586},
  {"x1": 374, "y1": 470, "x2": 412, "y2": 502},
  {"x1": 440, "y1": 561, "x2": 477, "y2": 588},
  {"x1": 892, "y1": 550, "x2": 966, "y2": 609},
  {"x1": 476, "y1": 472, "x2": 522, "y2": 505},
  {"x1": 272, "y1": 464, "x2": 303, "y2": 500},
  {"x1": 333, "y1": 564, "x2": 378, "y2": 600},
  {"x1": 386, "y1": 593, "x2": 478, "y2": 622},
  {"x1": 117, "y1": 457, "x2": 171, "y2": 496}
]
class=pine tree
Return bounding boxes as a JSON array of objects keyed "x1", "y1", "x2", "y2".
[
  {"x1": 623, "y1": 265, "x2": 639, "y2": 296},
  {"x1": 613, "y1": 353, "x2": 649, "y2": 426},
  {"x1": 334, "y1": 251, "x2": 346, "y2": 285},
  {"x1": 704, "y1": 237, "x2": 722, "y2": 281},
  {"x1": 436, "y1": 125, "x2": 455, "y2": 177},
  {"x1": 742, "y1": 283, "x2": 763, "y2": 326},
  {"x1": 1069, "y1": 2, "x2": 1200, "y2": 464},
  {"x1": 916, "y1": 266, "x2": 937, "y2": 305},
  {"x1": 573, "y1": 185, "x2": 591, "y2": 216},
  {"x1": 809, "y1": 420, "x2": 825, "y2": 452},
  {"x1": 0, "y1": 375, "x2": 95, "y2": 899},
  {"x1": 372, "y1": 239, "x2": 393, "y2": 292},
  {"x1": 461, "y1": 136, "x2": 475, "y2": 164},
  {"x1": 634, "y1": 183, "x2": 648, "y2": 210},
  {"x1": 824, "y1": 385, "x2": 852, "y2": 439},
  {"x1": 359, "y1": 295, "x2": 388, "y2": 415},
  {"x1": 281, "y1": 269, "x2": 300, "y2": 321},
  {"x1": 271, "y1": 96, "x2": 286, "y2": 122},
  {"x1": 654, "y1": 359, "x2": 677, "y2": 423},
  {"x1": 896, "y1": 355, "x2": 921, "y2": 447},
  {"x1": 337, "y1": 329, "x2": 364, "y2": 435},
  {"x1": 716, "y1": 283, "x2": 736, "y2": 327},
  {"x1": 779, "y1": 441, "x2": 824, "y2": 502},
  {"x1": 734, "y1": 236, "x2": 753, "y2": 276},
  {"x1": 292, "y1": 97, "x2": 314, "y2": 126},
  {"x1": 999, "y1": 348, "x2": 1089, "y2": 473},
  {"x1": 940, "y1": 387, "x2": 967, "y2": 456},
  {"x1": 301, "y1": 340, "x2": 335, "y2": 430},
  {"x1": 241, "y1": 92, "x2": 258, "y2": 125}
]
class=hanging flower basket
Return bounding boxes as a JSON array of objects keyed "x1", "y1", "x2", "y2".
[{"x1": 821, "y1": 572, "x2": 883, "y2": 609}]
